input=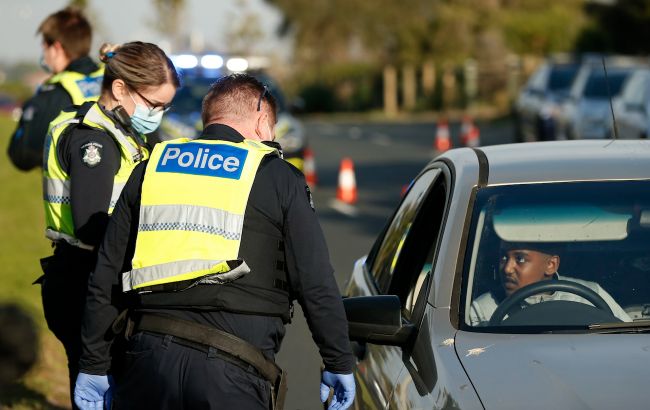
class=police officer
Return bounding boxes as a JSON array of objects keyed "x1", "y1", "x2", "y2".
[
  {"x1": 40, "y1": 41, "x2": 179, "y2": 409},
  {"x1": 7, "y1": 7, "x2": 103, "y2": 171},
  {"x1": 75, "y1": 74, "x2": 355, "y2": 410}
]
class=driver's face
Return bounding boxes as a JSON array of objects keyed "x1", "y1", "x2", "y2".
[{"x1": 500, "y1": 249, "x2": 557, "y2": 296}]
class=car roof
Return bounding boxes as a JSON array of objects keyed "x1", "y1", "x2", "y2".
[{"x1": 439, "y1": 140, "x2": 650, "y2": 186}]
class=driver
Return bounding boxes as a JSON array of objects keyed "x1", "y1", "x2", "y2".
[{"x1": 469, "y1": 242, "x2": 631, "y2": 326}]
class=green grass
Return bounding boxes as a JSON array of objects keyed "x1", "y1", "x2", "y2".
[{"x1": 0, "y1": 114, "x2": 70, "y2": 409}]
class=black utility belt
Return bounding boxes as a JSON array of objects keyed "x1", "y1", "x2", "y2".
[{"x1": 124, "y1": 312, "x2": 287, "y2": 410}]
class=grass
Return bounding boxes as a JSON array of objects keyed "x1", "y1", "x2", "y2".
[{"x1": 0, "y1": 114, "x2": 71, "y2": 409}]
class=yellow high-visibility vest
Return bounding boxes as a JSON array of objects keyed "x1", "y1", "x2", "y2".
[
  {"x1": 43, "y1": 102, "x2": 148, "y2": 250},
  {"x1": 46, "y1": 66, "x2": 104, "y2": 105},
  {"x1": 123, "y1": 138, "x2": 278, "y2": 293}
]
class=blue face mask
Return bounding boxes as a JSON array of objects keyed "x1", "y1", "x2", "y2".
[
  {"x1": 129, "y1": 93, "x2": 164, "y2": 134},
  {"x1": 39, "y1": 54, "x2": 52, "y2": 74}
]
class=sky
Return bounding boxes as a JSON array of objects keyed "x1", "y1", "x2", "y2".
[{"x1": 0, "y1": 0, "x2": 290, "y2": 65}]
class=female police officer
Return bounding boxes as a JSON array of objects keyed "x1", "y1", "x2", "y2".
[{"x1": 40, "y1": 41, "x2": 179, "y2": 408}]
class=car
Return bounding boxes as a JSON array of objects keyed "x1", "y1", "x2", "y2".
[
  {"x1": 558, "y1": 57, "x2": 639, "y2": 140},
  {"x1": 159, "y1": 53, "x2": 313, "y2": 175},
  {"x1": 613, "y1": 67, "x2": 650, "y2": 139},
  {"x1": 343, "y1": 140, "x2": 650, "y2": 409},
  {"x1": 514, "y1": 57, "x2": 579, "y2": 142}
]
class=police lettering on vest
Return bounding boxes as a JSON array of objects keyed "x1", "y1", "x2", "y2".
[{"x1": 157, "y1": 143, "x2": 248, "y2": 179}]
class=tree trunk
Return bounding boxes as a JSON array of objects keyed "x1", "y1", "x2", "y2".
[
  {"x1": 402, "y1": 64, "x2": 416, "y2": 111},
  {"x1": 383, "y1": 65, "x2": 398, "y2": 117},
  {"x1": 422, "y1": 60, "x2": 435, "y2": 97}
]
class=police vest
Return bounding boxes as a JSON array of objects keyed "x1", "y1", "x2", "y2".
[
  {"x1": 46, "y1": 67, "x2": 104, "y2": 105},
  {"x1": 43, "y1": 102, "x2": 148, "y2": 250},
  {"x1": 123, "y1": 138, "x2": 279, "y2": 293}
]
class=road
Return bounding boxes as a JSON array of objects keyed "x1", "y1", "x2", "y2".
[{"x1": 276, "y1": 117, "x2": 516, "y2": 409}]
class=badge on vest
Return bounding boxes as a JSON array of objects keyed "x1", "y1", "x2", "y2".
[
  {"x1": 75, "y1": 77, "x2": 102, "y2": 98},
  {"x1": 156, "y1": 143, "x2": 248, "y2": 179},
  {"x1": 81, "y1": 142, "x2": 103, "y2": 167}
]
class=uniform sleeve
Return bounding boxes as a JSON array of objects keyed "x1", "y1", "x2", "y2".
[
  {"x1": 79, "y1": 162, "x2": 146, "y2": 374},
  {"x1": 7, "y1": 85, "x2": 72, "y2": 171},
  {"x1": 63, "y1": 129, "x2": 121, "y2": 247},
  {"x1": 280, "y1": 163, "x2": 354, "y2": 374}
]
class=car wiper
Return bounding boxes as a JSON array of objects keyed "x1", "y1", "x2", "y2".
[{"x1": 588, "y1": 320, "x2": 650, "y2": 333}]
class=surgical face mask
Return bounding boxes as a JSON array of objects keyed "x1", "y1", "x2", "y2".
[
  {"x1": 129, "y1": 93, "x2": 164, "y2": 134},
  {"x1": 39, "y1": 54, "x2": 52, "y2": 74}
]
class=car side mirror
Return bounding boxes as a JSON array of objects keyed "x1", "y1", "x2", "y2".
[{"x1": 343, "y1": 295, "x2": 416, "y2": 346}]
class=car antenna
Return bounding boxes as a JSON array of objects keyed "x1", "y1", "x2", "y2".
[{"x1": 602, "y1": 56, "x2": 619, "y2": 140}]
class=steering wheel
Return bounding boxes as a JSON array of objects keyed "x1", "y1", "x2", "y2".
[{"x1": 488, "y1": 280, "x2": 613, "y2": 326}]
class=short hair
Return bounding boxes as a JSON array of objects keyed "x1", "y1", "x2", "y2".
[
  {"x1": 201, "y1": 73, "x2": 277, "y2": 126},
  {"x1": 37, "y1": 7, "x2": 92, "y2": 60},
  {"x1": 98, "y1": 42, "x2": 181, "y2": 94}
]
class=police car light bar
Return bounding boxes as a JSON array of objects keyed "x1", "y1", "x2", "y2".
[
  {"x1": 172, "y1": 54, "x2": 199, "y2": 69},
  {"x1": 226, "y1": 57, "x2": 249, "y2": 72},
  {"x1": 201, "y1": 55, "x2": 224, "y2": 69}
]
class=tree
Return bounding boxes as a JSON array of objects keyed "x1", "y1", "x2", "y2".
[{"x1": 150, "y1": 0, "x2": 187, "y2": 51}]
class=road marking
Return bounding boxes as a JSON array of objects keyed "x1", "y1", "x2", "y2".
[
  {"x1": 371, "y1": 133, "x2": 391, "y2": 146},
  {"x1": 329, "y1": 199, "x2": 359, "y2": 217},
  {"x1": 348, "y1": 126, "x2": 363, "y2": 140}
]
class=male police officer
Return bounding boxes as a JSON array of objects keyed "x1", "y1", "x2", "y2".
[
  {"x1": 75, "y1": 74, "x2": 355, "y2": 410},
  {"x1": 7, "y1": 7, "x2": 103, "y2": 171}
]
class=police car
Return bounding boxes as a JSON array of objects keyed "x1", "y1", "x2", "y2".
[{"x1": 159, "y1": 53, "x2": 312, "y2": 174}]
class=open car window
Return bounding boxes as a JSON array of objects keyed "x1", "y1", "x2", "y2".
[{"x1": 462, "y1": 180, "x2": 650, "y2": 331}]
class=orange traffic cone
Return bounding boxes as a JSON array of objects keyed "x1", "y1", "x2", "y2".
[
  {"x1": 435, "y1": 119, "x2": 452, "y2": 152},
  {"x1": 303, "y1": 146, "x2": 317, "y2": 188},
  {"x1": 460, "y1": 116, "x2": 480, "y2": 147},
  {"x1": 336, "y1": 157, "x2": 357, "y2": 205}
]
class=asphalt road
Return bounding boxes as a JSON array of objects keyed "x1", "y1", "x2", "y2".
[{"x1": 275, "y1": 117, "x2": 516, "y2": 409}]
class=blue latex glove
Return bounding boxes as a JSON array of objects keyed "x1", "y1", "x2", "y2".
[
  {"x1": 74, "y1": 372, "x2": 114, "y2": 410},
  {"x1": 320, "y1": 370, "x2": 355, "y2": 410}
]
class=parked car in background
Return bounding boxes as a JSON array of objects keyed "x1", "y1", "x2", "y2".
[
  {"x1": 344, "y1": 140, "x2": 650, "y2": 409},
  {"x1": 614, "y1": 67, "x2": 650, "y2": 139},
  {"x1": 159, "y1": 53, "x2": 312, "y2": 173},
  {"x1": 514, "y1": 57, "x2": 579, "y2": 142},
  {"x1": 558, "y1": 57, "x2": 639, "y2": 140}
]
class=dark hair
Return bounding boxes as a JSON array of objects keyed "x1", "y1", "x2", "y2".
[
  {"x1": 37, "y1": 7, "x2": 92, "y2": 60},
  {"x1": 202, "y1": 73, "x2": 277, "y2": 126},
  {"x1": 99, "y1": 42, "x2": 181, "y2": 93}
]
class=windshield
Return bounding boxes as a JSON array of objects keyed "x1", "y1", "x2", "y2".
[
  {"x1": 169, "y1": 70, "x2": 287, "y2": 116},
  {"x1": 583, "y1": 72, "x2": 628, "y2": 98},
  {"x1": 548, "y1": 65, "x2": 578, "y2": 91},
  {"x1": 462, "y1": 180, "x2": 650, "y2": 331}
]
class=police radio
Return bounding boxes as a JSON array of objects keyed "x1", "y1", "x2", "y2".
[{"x1": 112, "y1": 105, "x2": 132, "y2": 129}]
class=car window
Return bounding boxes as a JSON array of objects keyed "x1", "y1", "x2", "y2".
[
  {"x1": 462, "y1": 180, "x2": 650, "y2": 330},
  {"x1": 583, "y1": 71, "x2": 629, "y2": 98},
  {"x1": 548, "y1": 65, "x2": 578, "y2": 91},
  {"x1": 369, "y1": 169, "x2": 441, "y2": 294},
  {"x1": 621, "y1": 71, "x2": 645, "y2": 106}
]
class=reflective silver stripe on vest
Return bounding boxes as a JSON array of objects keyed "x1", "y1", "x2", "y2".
[
  {"x1": 110, "y1": 182, "x2": 126, "y2": 209},
  {"x1": 45, "y1": 228, "x2": 94, "y2": 251},
  {"x1": 84, "y1": 107, "x2": 141, "y2": 162},
  {"x1": 43, "y1": 178, "x2": 71, "y2": 204},
  {"x1": 139, "y1": 204, "x2": 245, "y2": 241},
  {"x1": 122, "y1": 259, "x2": 250, "y2": 292}
]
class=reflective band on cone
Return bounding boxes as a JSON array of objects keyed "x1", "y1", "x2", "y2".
[
  {"x1": 303, "y1": 146, "x2": 317, "y2": 188},
  {"x1": 435, "y1": 120, "x2": 451, "y2": 152},
  {"x1": 336, "y1": 157, "x2": 357, "y2": 205}
]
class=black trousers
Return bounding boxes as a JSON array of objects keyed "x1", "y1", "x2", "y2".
[
  {"x1": 39, "y1": 247, "x2": 95, "y2": 410},
  {"x1": 113, "y1": 332, "x2": 271, "y2": 410}
]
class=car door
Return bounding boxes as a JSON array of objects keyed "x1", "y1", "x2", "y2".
[{"x1": 351, "y1": 166, "x2": 449, "y2": 409}]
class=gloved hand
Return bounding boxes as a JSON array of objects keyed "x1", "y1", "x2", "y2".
[
  {"x1": 74, "y1": 372, "x2": 114, "y2": 410},
  {"x1": 320, "y1": 370, "x2": 355, "y2": 410}
]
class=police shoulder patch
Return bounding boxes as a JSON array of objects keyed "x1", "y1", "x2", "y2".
[
  {"x1": 80, "y1": 141, "x2": 103, "y2": 167},
  {"x1": 306, "y1": 185, "x2": 315, "y2": 211}
]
